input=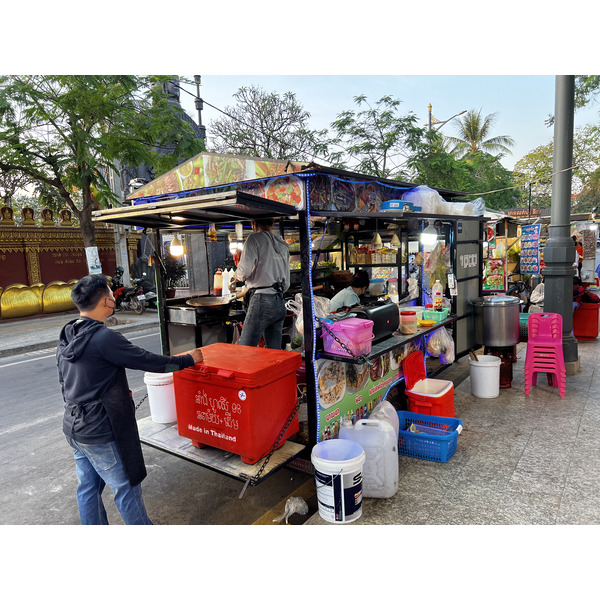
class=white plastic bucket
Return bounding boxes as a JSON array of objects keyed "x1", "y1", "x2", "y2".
[
  {"x1": 143, "y1": 372, "x2": 177, "y2": 423},
  {"x1": 468, "y1": 355, "x2": 501, "y2": 398},
  {"x1": 311, "y1": 439, "x2": 366, "y2": 523}
]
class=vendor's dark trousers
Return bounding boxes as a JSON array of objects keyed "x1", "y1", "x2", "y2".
[
  {"x1": 239, "y1": 292, "x2": 285, "y2": 349},
  {"x1": 66, "y1": 437, "x2": 152, "y2": 525}
]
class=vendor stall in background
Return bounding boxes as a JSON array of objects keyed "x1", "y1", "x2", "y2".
[{"x1": 92, "y1": 160, "x2": 487, "y2": 488}]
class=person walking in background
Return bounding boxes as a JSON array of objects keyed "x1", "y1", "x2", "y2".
[
  {"x1": 234, "y1": 218, "x2": 290, "y2": 349},
  {"x1": 573, "y1": 235, "x2": 583, "y2": 279},
  {"x1": 57, "y1": 274, "x2": 203, "y2": 525}
]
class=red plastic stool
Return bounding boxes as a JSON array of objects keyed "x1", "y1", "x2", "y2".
[{"x1": 402, "y1": 350, "x2": 455, "y2": 418}]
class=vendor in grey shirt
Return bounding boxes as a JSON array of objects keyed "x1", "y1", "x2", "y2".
[
  {"x1": 329, "y1": 270, "x2": 370, "y2": 313},
  {"x1": 235, "y1": 218, "x2": 290, "y2": 349}
]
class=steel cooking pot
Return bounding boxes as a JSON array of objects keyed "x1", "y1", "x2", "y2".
[
  {"x1": 185, "y1": 290, "x2": 246, "y2": 312},
  {"x1": 471, "y1": 295, "x2": 520, "y2": 347}
]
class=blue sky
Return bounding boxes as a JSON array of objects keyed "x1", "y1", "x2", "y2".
[{"x1": 178, "y1": 75, "x2": 600, "y2": 172}]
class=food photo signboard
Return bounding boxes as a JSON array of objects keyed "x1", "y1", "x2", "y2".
[
  {"x1": 315, "y1": 338, "x2": 422, "y2": 442},
  {"x1": 520, "y1": 224, "x2": 541, "y2": 274}
]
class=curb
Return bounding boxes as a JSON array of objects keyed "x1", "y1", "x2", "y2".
[{"x1": 0, "y1": 321, "x2": 159, "y2": 359}]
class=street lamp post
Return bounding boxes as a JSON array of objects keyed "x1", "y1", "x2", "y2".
[
  {"x1": 428, "y1": 104, "x2": 467, "y2": 131},
  {"x1": 193, "y1": 75, "x2": 207, "y2": 141}
]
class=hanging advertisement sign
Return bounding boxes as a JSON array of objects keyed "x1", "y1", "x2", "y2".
[
  {"x1": 487, "y1": 222, "x2": 497, "y2": 251},
  {"x1": 483, "y1": 258, "x2": 505, "y2": 291},
  {"x1": 520, "y1": 224, "x2": 541, "y2": 274},
  {"x1": 583, "y1": 229, "x2": 596, "y2": 260}
]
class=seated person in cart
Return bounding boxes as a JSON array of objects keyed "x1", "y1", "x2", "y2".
[
  {"x1": 329, "y1": 270, "x2": 370, "y2": 313},
  {"x1": 234, "y1": 217, "x2": 290, "y2": 349}
]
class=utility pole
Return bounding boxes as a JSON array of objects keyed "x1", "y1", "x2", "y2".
[
  {"x1": 543, "y1": 75, "x2": 579, "y2": 372},
  {"x1": 194, "y1": 75, "x2": 207, "y2": 141}
]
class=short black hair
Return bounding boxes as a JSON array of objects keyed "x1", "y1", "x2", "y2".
[
  {"x1": 351, "y1": 269, "x2": 370, "y2": 289},
  {"x1": 71, "y1": 274, "x2": 110, "y2": 311},
  {"x1": 252, "y1": 217, "x2": 274, "y2": 228}
]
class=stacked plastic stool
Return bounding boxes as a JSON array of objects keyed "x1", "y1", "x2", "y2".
[
  {"x1": 524, "y1": 312, "x2": 566, "y2": 398},
  {"x1": 402, "y1": 350, "x2": 455, "y2": 417}
]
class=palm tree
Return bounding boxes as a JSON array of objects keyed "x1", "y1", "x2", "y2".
[{"x1": 445, "y1": 109, "x2": 515, "y2": 158}]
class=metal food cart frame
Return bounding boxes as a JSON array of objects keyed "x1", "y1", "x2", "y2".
[{"x1": 93, "y1": 166, "x2": 487, "y2": 488}]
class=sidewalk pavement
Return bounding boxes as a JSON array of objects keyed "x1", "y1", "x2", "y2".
[{"x1": 0, "y1": 310, "x2": 159, "y2": 358}]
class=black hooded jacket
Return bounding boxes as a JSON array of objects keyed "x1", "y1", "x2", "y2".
[{"x1": 57, "y1": 317, "x2": 194, "y2": 485}]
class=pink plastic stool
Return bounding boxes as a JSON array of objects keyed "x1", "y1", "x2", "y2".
[{"x1": 524, "y1": 313, "x2": 565, "y2": 397}]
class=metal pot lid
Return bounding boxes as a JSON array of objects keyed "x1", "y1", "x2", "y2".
[{"x1": 472, "y1": 295, "x2": 520, "y2": 306}]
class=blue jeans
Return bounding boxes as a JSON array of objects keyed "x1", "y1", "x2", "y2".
[
  {"x1": 66, "y1": 437, "x2": 152, "y2": 525},
  {"x1": 240, "y1": 292, "x2": 286, "y2": 349}
]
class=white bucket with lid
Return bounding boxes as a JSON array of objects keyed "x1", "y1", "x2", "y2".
[
  {"x1": 468, "y1": 355, "x2": 501, "y2": 398},
  {"x1": 143, "y1": 371, "x2": 177, "y2": 423},
  {"x1": 311, "y1": 439, "x2": 366, "y2": 523}
]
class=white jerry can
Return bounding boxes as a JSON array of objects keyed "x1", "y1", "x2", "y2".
[{"x1": 339, "y1": 417, "x2": 398, "y2": 498}]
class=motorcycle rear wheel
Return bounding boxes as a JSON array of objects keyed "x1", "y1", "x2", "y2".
[{"x1": 131, "y1": 296, "x2": 145, "y2": 315}]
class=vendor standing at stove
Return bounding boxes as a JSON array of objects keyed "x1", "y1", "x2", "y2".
[
  {"x1": 234, "y1": 217, "x2": 290, "y2": 349},
  {"x1": 329, "y1": 270, "x2": 370, "y2": 313}
]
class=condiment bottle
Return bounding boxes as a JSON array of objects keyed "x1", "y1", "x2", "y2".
[
  {"x1": 213, "y1": 268, "x2": 223, "y2": 296},
  {"x1": 432, "y1": 280, "x2": 443, "y2": 310}
]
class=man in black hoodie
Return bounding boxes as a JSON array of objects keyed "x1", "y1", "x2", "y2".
[{"x1": 57, "y1": 274, "x2": 203, "y2": 525}]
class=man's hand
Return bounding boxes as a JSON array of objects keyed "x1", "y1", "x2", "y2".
[{"x1": 175, "y1": 348, "x2": 204, "y2": 363}]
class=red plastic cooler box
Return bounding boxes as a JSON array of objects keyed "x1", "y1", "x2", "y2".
[
  {"x1": 173, "y1": 344, "x2": 302, "y2": 464},
  {"x1": 402, "y1": 350, "x2": 455, "y2": 418}
]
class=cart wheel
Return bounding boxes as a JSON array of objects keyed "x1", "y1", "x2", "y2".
[{"x1": 131, "y1": 296, "x2": 145, "y2": 315}]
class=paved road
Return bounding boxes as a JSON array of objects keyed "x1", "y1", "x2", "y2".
[{"x1": 0, "y1": 329, "x2": 313, "y2": 525}]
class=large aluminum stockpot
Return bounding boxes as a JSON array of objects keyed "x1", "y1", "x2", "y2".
[{"x1": 471, "y1": 295, "x2": 520, "y2": 347}]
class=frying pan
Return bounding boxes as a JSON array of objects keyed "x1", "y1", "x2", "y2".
[{"x1": 186, "y1": 290, "x2": 246, "y2": 309}]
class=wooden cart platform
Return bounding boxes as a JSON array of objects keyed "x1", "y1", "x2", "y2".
[{"x1": 137, "y1": 416, "x2": 306, "y2": 485}]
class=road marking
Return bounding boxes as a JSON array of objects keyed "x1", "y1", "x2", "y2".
[
  {"x1": 0, "y1": 331, "x2": 159, "y2": 368},
  {"x1": 0, "y1": 412, "x2": 63, "y2": 437}
]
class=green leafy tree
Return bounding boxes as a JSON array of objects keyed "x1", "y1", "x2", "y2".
[
  {"x1": 407, "y1": 129, "x2": 521, "y2": 211},
  {"x1": 445, "y1": 109, "x2": 515, "y2": 158},
  {"x1": 209, "y1": 85, "x2": 328, "y2": 161},
  {"x1": 328, "y1": 95, "x2": 421, "y2": 179},
  {"x1": 0, "y1": 75, "x2": 204, "y2": 251},
  {"x1": 513, "y1": 125, "x2": 600, "y2": 209}
]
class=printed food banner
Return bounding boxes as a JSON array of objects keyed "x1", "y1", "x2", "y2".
[
  {"x1": 520, "y1": 224, "x2": 541, "y2": 274},
  {"x1": 316, "y1": 339, "x2": 422, "y2": 442},
  {"x1": 127, "y1": 152, "x2": 306, "y2": 203}
]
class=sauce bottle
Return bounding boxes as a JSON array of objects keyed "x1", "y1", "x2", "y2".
[
  {"x1": 432, "y1": 279, "x2": 443, "y2": 310},
  {"x1": 213, "y1": 268, "x2": 223, "y2": 296}
]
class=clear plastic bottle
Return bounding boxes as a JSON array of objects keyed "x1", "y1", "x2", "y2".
[{"x1": 432, "y1": 279, "x2": 443, "y2": 310}]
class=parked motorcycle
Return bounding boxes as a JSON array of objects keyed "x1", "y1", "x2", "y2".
[
  {"x1": 111, "y1": 268, "x2": 146, "y2": 314},
  {"x1": 139, "y1": 272, "x2": 158, "y2": 310}
]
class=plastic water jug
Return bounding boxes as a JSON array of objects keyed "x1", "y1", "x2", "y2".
[
  {"x1": 339, "y1": 418, "x2": 398, "y2": 498},
  {"x1": 369, "y1": 400, "x2": 399, "y2": 439}
]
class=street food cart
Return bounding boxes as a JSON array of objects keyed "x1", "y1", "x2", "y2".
[{"x1": 92, "y1": 163, "x2": 486, "y2": 492}]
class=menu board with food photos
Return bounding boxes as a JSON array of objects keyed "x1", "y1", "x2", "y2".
[
  {"x1": 520, "y1": 224, "x2": 541, "y2": 274},
  {"x1": 315, "y1": 339, "x2": 422, "y2": 442},
  {"x1": 483, "y1": 258, "x2": 505, "y2": 291}
]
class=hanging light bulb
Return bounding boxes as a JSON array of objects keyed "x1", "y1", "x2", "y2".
[
  {"x1": 420, "y1": 222, "x2": 437, "y2": 247},
  {"x1": 170, "y1": 232, "x2": 184, "y2": 257},
  {"x1": 390, "y1": 232, "x2": 401, "y2": 249}
]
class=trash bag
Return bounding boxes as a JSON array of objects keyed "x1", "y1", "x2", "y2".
[
  {"x1": 426, "y1": 327, "x2": 455, "y2": 364},
  {"x1": 469, "y1": 197, "x2": 486, "y2": 216},
  {"x1": 272, "y1": 496, "x2": 309, "y2": 524},
  {"x1": 285, "y1": 294, "x2": 331, "y2": 335},
  {"x1": 402, "y1": 185, "x2": 444, "y2": 213}
]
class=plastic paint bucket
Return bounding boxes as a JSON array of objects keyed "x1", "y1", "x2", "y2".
[
  {"x1": 468, "y1": 355, "x2": 501, "y2": 398},
  {"x1": 144, "y1": 371, "x2": 177, "y2": 423},
  {"x1": 311, "y1": 438, "x2": 366, "y2": 523}
]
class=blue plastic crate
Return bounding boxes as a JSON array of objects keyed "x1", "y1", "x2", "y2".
[{"x1": 397, "y1": 411, "x2": 463, "y2": 463}]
